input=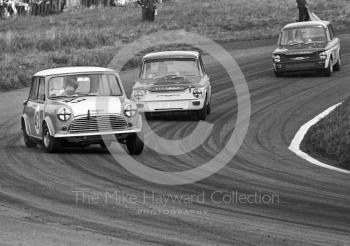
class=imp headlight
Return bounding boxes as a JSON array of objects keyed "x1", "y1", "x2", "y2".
[
  {"x1": 57, "y1": 108, "x2": 72, "y2": 121},
  {"x1": 193, "y1": 89, "x2": 204, "y2": 99},
  {"x1": 124, "y1": 104, "x2": 138, "y2": 118},
  {"x1": 273, "y1": 54, "x2": 281, "y2": 63},
  {"x1": 133, "y1": 90, "x2": 145, "y2": 101},
  {"x1": 319, "y1": 51, "x2": 327, "y2": 61}
]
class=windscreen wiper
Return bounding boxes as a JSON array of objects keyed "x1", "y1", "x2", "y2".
[
  {"x1": 288, "y1": 41, "x2": 305, "y2": 46},
  {"x1": 50, "y1": 95, "x2": 71, "y2": 99}
]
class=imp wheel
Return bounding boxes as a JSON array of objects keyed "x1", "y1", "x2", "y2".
[
  {"x1": 195, "y1": 95, "x2": 208, "y2": 121},
  {"x1": 334, "y1": 56, "x2": 341, "y2": 71},
  {"x1": 206, "y1": 102, "x2": 211, "y2": 115},
  {"x1": 274, "y1": 70, "x2": 284, "y2": 77}
]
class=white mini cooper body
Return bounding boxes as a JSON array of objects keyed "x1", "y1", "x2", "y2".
[{"x1": 21, "y1": 67, "x2": 143, "y2": 154}]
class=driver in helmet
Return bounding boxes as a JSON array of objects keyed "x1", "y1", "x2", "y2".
[{"x1": 64, "y1": 77, "x2": 79, "y2": 95}]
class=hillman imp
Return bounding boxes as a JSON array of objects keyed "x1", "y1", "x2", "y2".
[
  {"x1": 273, "y1": 21, "x2": 341, "y2": 77},
  {"x1": 21, "y1": 67, "x2": 144, "y2": 154},
  {"x1": 131, "y1": 51, "x2": 212, "y2": 121}
]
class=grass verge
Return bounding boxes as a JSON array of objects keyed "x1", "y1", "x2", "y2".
[
  {"x1": 1, "y1": 0, "x2": 350, "y2": 90},
  {"x1": 301, "y1": 99, "x2": 350, "y2": 169}
]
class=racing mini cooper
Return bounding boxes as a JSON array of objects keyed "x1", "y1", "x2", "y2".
[
  {"x1": 272, "y1": 21, "x2": 341, "y2": 77},
  {"x1": 131, "y1": 51, "x2": 212, "y2": 121},
  {"x1": 21, "y1": 67, "x2": 144, "y2": 154}
]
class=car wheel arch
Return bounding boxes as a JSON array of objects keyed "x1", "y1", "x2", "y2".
[
  {"x1": 330, "y1": 56, "x2": 334, "y2": 69},
  {"x1": 22, "y1": 117, "x2": 37, "y2": 148},
  {"x1": 42, "y1": 117, "x2": 55, "y2": 137},
  {"x1": 204, "y1": 91, "x2": 210, "y2": 106},
  {"x1": 21, "y1": 115, "x2": 31, "y2": 133},
  {"x1": 42, "y1": 121, "x2": 61, "y2": 153},
  {"x1": 21, "y1": 117, "x2": 26, "y2": 130}
]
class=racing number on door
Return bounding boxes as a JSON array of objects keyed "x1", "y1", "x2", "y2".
[
  {"x1": 34, "y1": 77, "x2": 46, "y2": 136},
  {"x1": 34, "y1": 107, "x2": 41, "y2": 135}
]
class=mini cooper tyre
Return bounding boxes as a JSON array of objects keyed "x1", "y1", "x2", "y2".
[
  {"x1": 42, "y1": 123, "x2": 61, "y2": 153},
  {"x1": 145, "y1": 112, "x2": 152, "y2": 121},
  {"x1": 126, "y1": 133, "x2": 144, "y2": 155},
  {"x1": 22, "y1": 123, "x2": 37, "y2": 148}
]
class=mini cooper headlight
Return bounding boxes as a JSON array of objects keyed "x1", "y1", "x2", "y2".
[
  {"x1": 133, "y1": 90, "x2": 145, "y2": 101},
  {"x1": 124, "y1": 104, "x2": 138, "y2": 118},
  {"x1": 57, "y1": 108, "x2": 72, "y2": 121},
  {"x1": 273, "y1": 54, "x2": 281, "y2": 63},
  {"x1": 319, "y1": 52, "x2": 327, "y2": 61},
  {"x1": 193, "y1": 89, "x2": 204, "y2": 99}
]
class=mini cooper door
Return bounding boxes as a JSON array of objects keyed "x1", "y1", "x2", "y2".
[{"x1": 24, "y1": 76, "x2": 46, "y2": 139}]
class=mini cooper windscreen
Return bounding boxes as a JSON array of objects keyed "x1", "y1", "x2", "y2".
[{"x1": 49, "y1": 74, "x2": 123, "y2": 99}]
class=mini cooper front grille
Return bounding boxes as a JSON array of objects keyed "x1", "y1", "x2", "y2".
[{"x1": 69, "y1": 115, "x2": 128, "y2": 133}]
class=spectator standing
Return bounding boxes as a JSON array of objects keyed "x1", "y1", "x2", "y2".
[
  {"x1": 4, "y1": 0, "x2": 18, "y2": 16},
  {"x1": 296, "y1": 0, "x2": 310, "y2": 22},
  {"x1": 137, "y1": 0, "x2": 157, "y2": 21}
]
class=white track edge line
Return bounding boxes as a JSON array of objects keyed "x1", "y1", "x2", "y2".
[{"x1": 288, "y1": 102, "x2": 350, "y2": 174}]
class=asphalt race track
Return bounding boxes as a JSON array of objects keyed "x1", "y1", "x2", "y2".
[{"x1": 0, "y1": 35, "x2": 350, "y2": 246}]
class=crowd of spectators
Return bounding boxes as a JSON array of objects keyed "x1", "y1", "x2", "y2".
[
  {"x1": 0, "y1": 0, "x2": 163, "y2": 18},
  {"x1": 0, "y1": 0, "x2": 66, "y2": 17},
  {"x1": 0, "y1": 0, "x2": 127, "y2": 17}
]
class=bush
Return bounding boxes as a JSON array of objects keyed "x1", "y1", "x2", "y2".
[{"x1": 301, "y1": 99, "x2": 350, "y2": 168}]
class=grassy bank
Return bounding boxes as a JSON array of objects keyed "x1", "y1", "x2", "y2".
[
  {"x1": 301, "y1": 99, "x2": 350, "y2": 169},
  {"x1": 1, "y1": 0, "x2": 350, "y2": 90}
]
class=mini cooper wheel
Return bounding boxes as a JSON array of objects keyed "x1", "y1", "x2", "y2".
[
  {"x1": 126, "y1": 133, "x2": 144, "y2": 155},
  {"x1": 22, "y1": 124, "x2": 36, "y2": 148},
  {"x1": 42, "y1": 123, "x2": 60, "y2": 153},
  {"x1": 145, "y1": 112, "x2": 152, "y2": 121},
  {"x1": 334, "y1": 56, "x2": 341, "y2": 71},
  {"x1": 324, "y1": 58, "x2": 333, "y2": 77}
]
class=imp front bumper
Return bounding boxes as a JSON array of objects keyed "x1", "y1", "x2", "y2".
[
  {"x1": 136, "y1": 99, "x2": 205, "y2": 112},
  {"x1": 274, "y1": 60, "x2": 326, "y2": 71}
]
